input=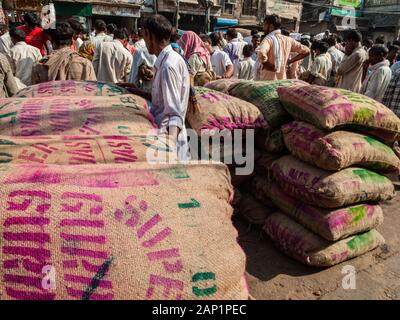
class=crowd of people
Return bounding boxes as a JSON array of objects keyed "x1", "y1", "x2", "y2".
[{"x1": 0, "y1": 12, "x2": 399, "y2": 160}]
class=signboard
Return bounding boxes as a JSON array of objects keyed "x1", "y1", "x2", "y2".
[
  {"x1": 92, "y1": 4, "x2": 140, "y2": 18},
  {"x1": 266, "y1": 0, "x2": 302, "y2": 21},
  {"x1": 15, "y1": 0, "x2": 42, "y2": 11},
  {"x1": 334, "y1": 0, "x2": 363, "y2": 8},
  {"x1": 330, "y1": 7, "x2": 362, "y2": 17}
]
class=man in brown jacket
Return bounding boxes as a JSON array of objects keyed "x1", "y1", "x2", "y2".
[
  {"x1": 33, "y1": 22, "x2": 96, "y2": 84},
  {"x1": 0, "y1": 52, "x2": 19, "y2": 98}
]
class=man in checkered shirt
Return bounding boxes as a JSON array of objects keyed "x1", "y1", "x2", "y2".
[{"x1": 383, "y1": 69, "x2": 400, "y2": 117}]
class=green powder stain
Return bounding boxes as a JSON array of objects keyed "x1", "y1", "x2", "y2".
[
  {"x1": 192, "y1": 272, "x2": 217, "y2": 297},
  {"x1": 353, "y1": 169, "x2": 388, "y2": 183},
  {"x1": 163, "y1": 166, "x2": 190, "y2": 179},
  {"x1": 0, "y1": 152, "x2": 13, "y2": 164},
  {"x1": 353, "y1": 108, "x2": 375, "y2": 123},
  {"x1": 192, "y1": 272, "x2": 216, "y2": 282},
  {"x1": 346, "y1": 231, "x2": 375, "y2": 251},
  {"x1": 0, "y1": 139, "x2": 16, "y2": 146},
  {"x1": 178, "y1": 199, "x2": 200, "y2": 209},
  {"x1": 364, "y1": 136, "x2": 394, "y2": 154},
  {"x1": 348, "y1": 205, "x2": 367, "y2": 224}
]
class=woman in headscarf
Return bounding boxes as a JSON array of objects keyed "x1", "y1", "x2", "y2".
[
  {"x1": 178, "y1": 31, "x2": 215, "y2": 86},
  {"x1": 78, "y1": 41, "x2": 96, "y2": 61}
]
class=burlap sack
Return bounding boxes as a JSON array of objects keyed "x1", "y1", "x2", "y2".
[
  {"x1": 264, "y1": 181, "x2": 384, "y2": 241},
  {"x1": 228, "y1": 80, "x2": 307, "y2": 128},
  {"x1": 0, "y1": 162, "x2": 248, "y2": 300},
  {"x1": 264, "y1": 212, "x2": 385, "y2": 267},
  {"x1": 0, "y1": 135, "x2": 177, "y2": 165},
  {"x1": 256, "y1": 129, "x2": 287, "y2": 154},
  {"x1": 255, "y1": 152, "x2": 281, "y2": 176},
  {"x1": 278, "y1": 86, "x2": 400, "y2": 143},
  {"x1": 248, "y1": 176, "x2": 277, "y2": 208},
  {"x1": 272, "y1": 155, "x2": 395, "y2": 208},
  {"x1": 204, "y1": 79, "x2": 241, "y2": 94},
  {"x1": 187, "y1": 87, "x2": 266, "y2": 135},
  {"x1": 0, "y1": 95, "x2": 157, "y2": 137},
  {"x1": 282, "y1": 121, "x2": 400, "y2": 173},
  {"x1": 15, "y1": 81, "x2": 129, "y2": 98},
  {"x1": 238, "y1": 193, "x2": 275, "y2": 227}
]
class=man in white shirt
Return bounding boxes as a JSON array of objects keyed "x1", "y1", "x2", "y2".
[
  {"x1": 224, "y1": 28, "x2": 246, "y2": 66},
  {"x1": 202, "y1": 33, "x2": 233, "y2": 79},
  {"x1": 234, "y1": 44, "x2": 256, "y2": 80},
  {"x1": 8, "y1": 27, "x2": 42, "y2": 86},
  {"x1": 326, "y1": 35, "x2": 344, "y2": 75},
  {"x1": 307, "y1": 41, "x2": 333, "y2": 86},
  {"x1": 361, "y1": 45, "x2": 392, "y2": 102},
  {"x1": 0, "y1": 24, "x2": 12, "y2": 55},
  {"x1": 93, "y1": 28, "x2": 133, "y2": 83},
  {"x1": 90, "y1": 20, "x2": 112, "y2": 50}
]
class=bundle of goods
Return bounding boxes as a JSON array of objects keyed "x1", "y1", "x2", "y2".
[
  {"x1": 0, "y1": 135, "x2": 177, "y2": 165},
  {"x1": 15, "y1": 80, "x2": 129, "y2": 98},
  {"x1": 236, "y1": 192, "x2": 275, "y2": 228},
  {"x1": 0, "y1": 162, "x2": 249, "y2": 300},
  {"x1": 249, "y1": 85, "x2": 400, "y2": 267},
  {"x1": 205, "y1": 79, "x2": 241, "y2": 94},
  {"x1": 0, "y1": 95, "x2": 157, "y2": 137}
]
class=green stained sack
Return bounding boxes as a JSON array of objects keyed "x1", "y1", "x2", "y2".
[
  {"x1": 272, "y1": 155, "x2": 395, "y2": 208},
  {"x1": 278, "y1": 86, "x2": 400, "y2": 143},
  {"x1": 264, "y1": 212, "x2": 385, "y2": 267},
  {"x1": 282, "y1": 121, "x2": 400, "y2": 173},
  {"x1": 187, "y1": 87, "x2": 266, "y2": 135},
  {"x1": 228, "y1": 80, "x2": 307, "y2": 128},
  {"x1": 205, "y1": 79, "x2": 242, "y2": 94},
  {"x1": 238, "y1": 193, "x2": 275, "y2": 227},
  {"x1": 262, "y1": 181, "x2": 384, "y2": 241},
  {"x1": 15, "y1": 80, "x2": 129, "y2": 98}
]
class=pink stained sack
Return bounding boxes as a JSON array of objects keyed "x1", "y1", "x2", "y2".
[
  {"x1": 0, "y1": 162, "x2": 248, "y2": 300},
  {"x1": 204, "y1": 79, "x2": 242, "y2": 94},
  {"x1": 0, "y1": 95, "x2": 157, "y2": 137},
  {"x1": 278, "y1": 85, "x2": 400, "y2": 143}
]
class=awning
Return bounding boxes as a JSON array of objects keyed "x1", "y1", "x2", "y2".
[
  {"x1": 54, "y1": 2, "x2": 92, "y2": 17},
  {"x1": 214, "y1": 18, "x2": 239, "y2": 28}
]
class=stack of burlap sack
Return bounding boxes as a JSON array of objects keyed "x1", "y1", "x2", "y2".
[{"x1": 0, "y1": 80, "x2": 249, "y2": 300}]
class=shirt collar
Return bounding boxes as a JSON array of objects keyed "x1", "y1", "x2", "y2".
[
  {"x1": 16, "y1": 41, "x2": 26, "y2": 46},
  {"x1": 155, "y1": 45, "x2": 173, "y2": 69}
]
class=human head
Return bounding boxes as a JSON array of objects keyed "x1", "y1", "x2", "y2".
[
  {"x1": 23, "y1": 13, "x2": 40, "y2": 30},
  {"x1": 344, "y1": 30, "x2": 362, "y2": 55},
  {"x1": 67, "y1": 18, "x2": 84, "y2": 40},
  {"x1": 388, "y1": 45, "x2": 400, "y2": 61},
  {"x1": 311, "y1": 40, "x2": 329, "y2": 56},
  {"x1": 375, "y1": 35, "x2": 385, "y2": 45},
  {"x1": 130, "y1": 30, "x2": 139, "y2": 43},
  {"x1": 200, "y1": 34, "x2": 212, "y2": 53},
  {"x1": 52, "y1": 22, "x2": 74, "y2": 48},
  {"x1": 264, "y1": 14, "x2": 281, "y2": 34},
  {"x1": 94, "y1": 20, "x2": 107, "y2": 34},
  {"x1": 107, "y1": 23, "x2": 117, "y2": 35},
  {"x1": 0, "y1": 24, "x2": 8, "y2": 36},
  {"x1": 210, "y1": 32, "x2": 222, "y2": 47},
  {"x1": 326, "y1": 35, "x2": 337, "y2": 47},
  {"x1": 142, "y1": 14, "x2": 172, "y2": 55},
  {"x1": 243, "y1": 44, "x2": 253, "y2": 58},
  {"x1": 170, "y1": 27, "x2": 180, "y2": 43},
  {"x1": 251, "y1": 29, "x2": 258, "y2": 37},
  {"x1": 225, "y1": 28, "x2": 237, "y2": 42},
  {"x1": 178, "y1": 31, "x2": 209, "y2": 61},
  {"x1": 369, "y1": 44, "x2": 389, "y2": 65},
  {"x1": 114, "y1": 28, "x2": 129, "y2": 46},
  {"x1": 252, "y1": 34, "x2": 261, "y2": 49},
  {"x1": 301, "y1": 38, "x2": 311, "y2": 48},
  {"x1": 9, "y1": 27, "x2": 26, "y2": 44},
  {"x1": 362, "y1": 38, "x2": 374, "y2": 49}
]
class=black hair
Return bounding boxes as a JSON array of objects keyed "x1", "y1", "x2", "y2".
[
  {"x1": 363, "y1": 38, "x2": 374, "y2": 48},
  {"x1": 243, "y1": 44, "x2": 253, "y2": 58},
  {"x1": 107, "y1": 23, "x2": 117, "y2": 34},
  {"x1": 170, "y1": 27, "x2": 179, "y2": 43},
  {"x1": 94, "y1": 20, "x2": 107, "y2": 32},
  {"x1": 210, "y1": 32, "x2": 222, "y2": 47},
  {"x1": 0, "y1": 24, "x2": 8, "y2": 33},
  {"x1": 52, "y1": 22, "x2": 74, "y2": 46},
  {"x1": 301, "y1": 39, "x2": 311, "y2": 48},
  {"x1": 23, "y1": 13, "x2": 40, "y2": 28},
  {"x1": 388, "y1": 45, "x2": 400, "y2": 52},
  {"x1": 252, "y1": 34, "x2": 261, "y2": 40},
  {"x1": 226, "y1": 28, "x2": 238, "y2": 40},
  {"x1": 200, "y1": 34, "x2": 211, "y2": 45},
  {"x1": 369, "y1": 44, "x2": 389, "y2": 57},
  {"x1": 251, "y1": 29, "x2": 258, "y2": 36},
  {"x1": 375, "y1": 35, "x2": 385, "y2": 44},
  {"x1": 344, "y1": 30, "x2": 362, "y2": 43},
  {"x1": 264, "y1": 14, "x2": 281, "y2": 29},
  {"x1": 142, "y1": 14, "x2": 172, "y2": 42},
  {"x1": 393, "y1": 40, "x2": 400, "y2": 47},
  {"x1": 67, "y1": 18, "x2": 83, "y2": 34},
  {"x1": 326, "y1": 35, "x2": 337, "y2": 47},
  {"x1": 9, "y1": 27, "x2": 26, "y2": 42},
  {"x1": 113, "y1": 28, "x2": 129, "y2": 40},
  {"x1": 316, "y1": 41, "x2": 329, "y2": 54}
]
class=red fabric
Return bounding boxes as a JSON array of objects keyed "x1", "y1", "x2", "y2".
[
  {"x1": 18, "y1": 25, "x2": 47, "y2": 55},
  {"x1": 125, "y1": 43, "x2": 137, "y2": 56}
]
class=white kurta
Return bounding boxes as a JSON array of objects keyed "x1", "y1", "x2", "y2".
[
  {"x1": 361, "y1": 60, "x2": 392, "y2": 103},
  {"x1": 9, "y1": 41, "x2": 42, "y2": 86},
  {"x1": 93, "y1": 40, "x2": 133, "y2": 83},
  {"x1": 129, "y1": 47, "x2": 157, "y2": 92},
  {"x1": 151, "y1": 45, "x2": 191, "y2": 161}
]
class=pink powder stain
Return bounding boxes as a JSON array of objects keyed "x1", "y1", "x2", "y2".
[{"x1": 147, "y1": 249, "x2": 180, "y2": 261}]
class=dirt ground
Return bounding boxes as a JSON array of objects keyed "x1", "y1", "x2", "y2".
[{"x1": 235, "y1": 190, "x2": 400, "y2": 300}]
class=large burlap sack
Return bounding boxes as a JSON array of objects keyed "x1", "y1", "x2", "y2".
[
  {"x1": 278, "y1": 86, "x2": 400, "y2": 143},
  {"x1": 272, "y1": 155, "x2": 395, "y2": 208},
  {"x1": 0, "y1": 135, "x2": 177, "y2": 165},
  {"x1": 0, "y1": 95, "x2": 156, "y2": 137},
  {"x1": 264, "y1": 212, "x2": 385, "y2": 267},
  {"x1": 15, "y1": 81, "x2": 129, "y2": 98},
  {"x1": 238, "y1": 193, "x2": 274, "y2": 227},
  {"x1": 264, "y1": 181, "x2": 384, "y2": 241},
  {"x1": 256, "y1": 129, "x2": 287, "y2": 154},
  {"x1": 205, "y1": 79, "x2": 241, "y2": 94},
  {"x1": 187, "y1": 87, "x2": 266, "y2": 135},
  {"x1": 247, "y1": 176, "x2": 276, "y2": 208},
  {"x1": 0, "y1": 162, "x2": 248, "y2": 300},
  {"x1": 282, "y1": 121, "x2": 400, "y2": 173},
  {"x1": 228, "y1": 80, "x2": 307, "y2": 128},
  {"x1": 255, "y1": 152, "x2": 281, "y2": 176}
]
